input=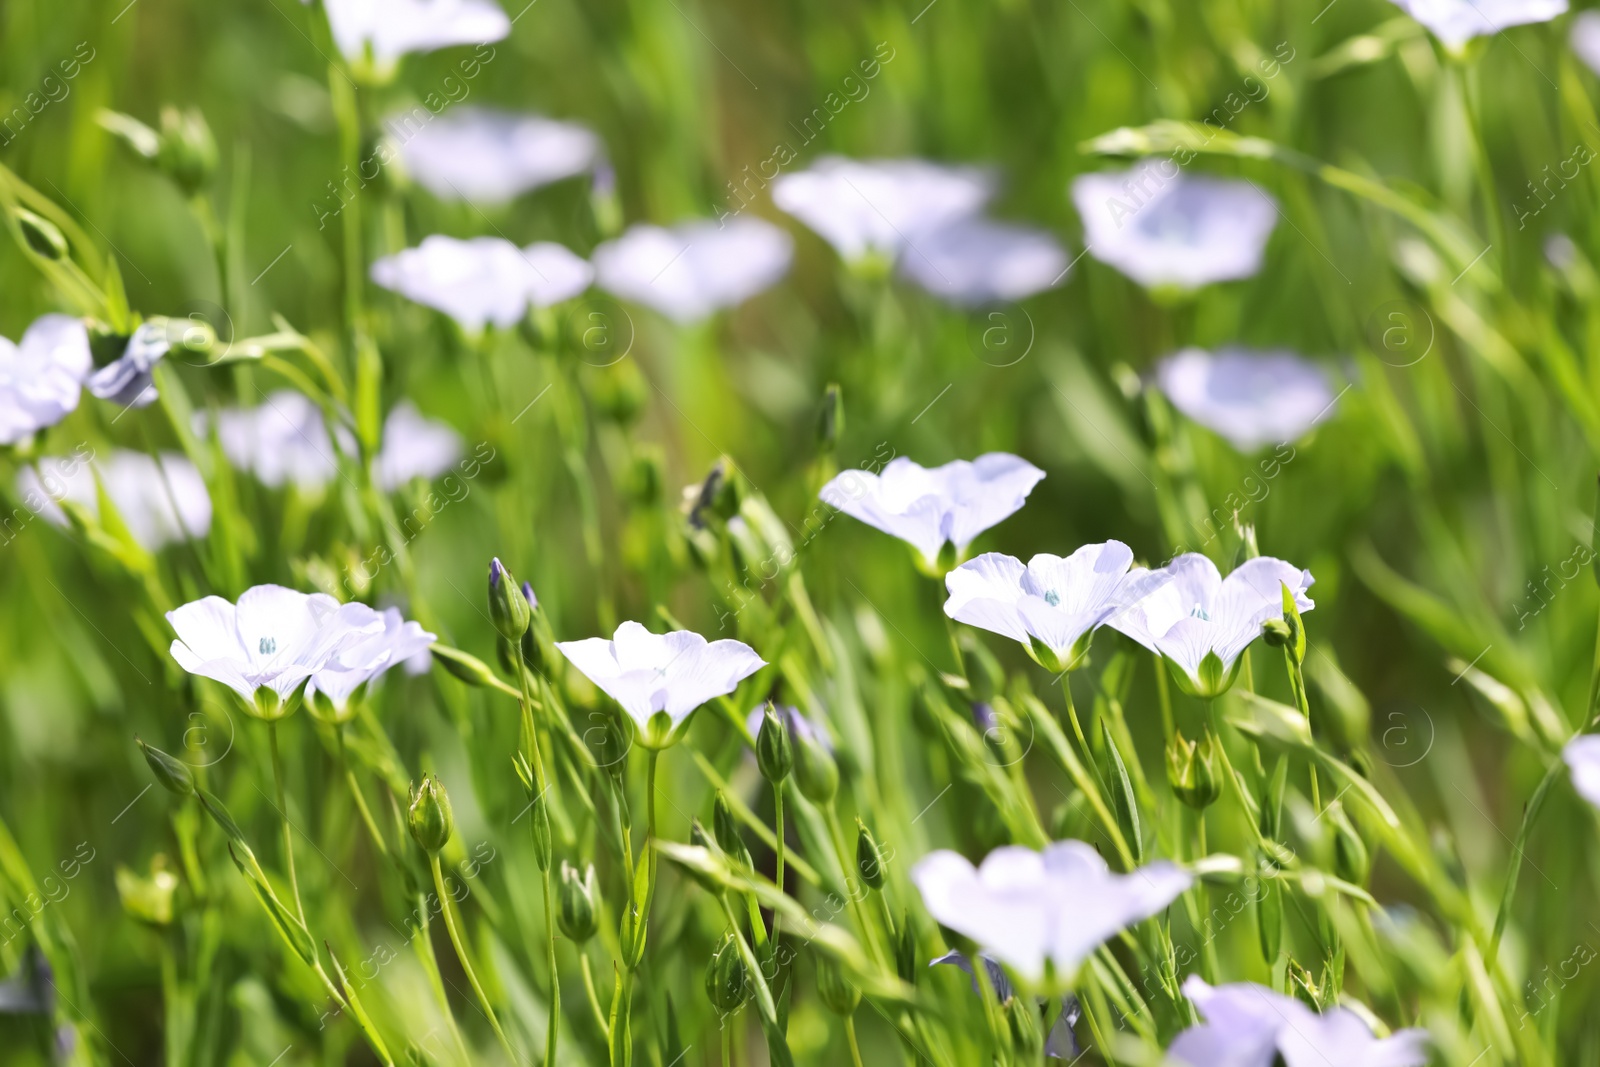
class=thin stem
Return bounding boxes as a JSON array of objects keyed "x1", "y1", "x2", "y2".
[
  {"x1": 1488, "y1": 756, "x2": 1565, "y2": 964},
  {"x1": 771, "y1": 782, "x2": 785, "y2": 952},
  {"x1": 429, "y1": 853, "x2": 517, "y2": 1063},
  {"x1": 267, "y1": 721, "x2": 304, "y2": 921},
  {"x1": 337, "y1": 725, "x2": 387, "y2": 857},
  {"x1": 543, "y1": 867, "x2": 560, "y2": 1067},
  {"x1": 844, "y1": 1016, "x2": 866, "y2": 1067},
  {"x1": 513, "y1": 664, "x2": 561, "y2": 1066},
  {"x1": 722, "y1": 1020, "x2": 734, "y2": 1067},
  {"x1": 412, "y1": 890, "x2": 472, "y2": 1065},
  {"x1": 581, "y1": 951, "x2": 611, "y2": 1040}
]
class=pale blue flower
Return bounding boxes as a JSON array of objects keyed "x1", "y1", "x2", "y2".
[
  {"x1": 1392, "y1": 0, "x2": 1565, "y2": 49},
  {"x1": 1172, "y1": 977, "x2": 1429, "y2": 1067},
  {"x1": 1157, "y1": 347, "x2": 1338, "y2": 452},
  {"x1": 394, "y1": 107, "x2": 602, "y2": 202},
  {"x1": 19, "y1": 450, "x2": 210, "y2": 551},
  {"x1": 308, "y1": 605, "x2": 436, "y2": 713},
  {"x1": 372, "y1": 235, "x2": 592, "y2": 330},
  {"x1": 325, "y1": 0, "x2": 509, "y2": 69},
  {"x1": 900, "y1": 218, "x2": 1068, "y2": 306},
  {"x1": 199, "y1": 390, "x2": 353, "y2": 491},
  {"x1": 0, "y1": 314, "x2": 90, "y2": 445},
  {"x1": 771, "y1": 156, "x2": 995, "y2": 262},
  {"x1": 592, "y1": 218, "x2": 792, "y2": 323},
  {"x1": 820, "y1": 453, "x2": 1044, "y2": 568},
  {"x1": 1072, "y1": 163, "x2": 1276, "y2": 289},
  {"x1": 1563, "y1": 735, "x2": 1600, "y2": 808},
  {"x1": 86, "y1": 321, "x2": 168, "y2": 409},
  {"x1": 373, "y1": 402, "x2": 463, "y2": 490},
  {"x1": 911, "y1": 840, "x2": 1190, "y2": 986}
]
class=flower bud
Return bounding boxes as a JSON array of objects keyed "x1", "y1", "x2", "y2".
[
  {"x1": 156, "y1": 106, "x2": 217, "y2": 195},
  {"x1": 712, "y1": 792, "x2": 754, "y2": 871},
  {"x1": 116, "y1": 858, "x2": 179, "y2": 926},
  {"x1": 793, "y1": 732, "x2": 838, "y2": 804},
  {"x1": 430, "y1": 644, "x2": 501, "y2": 689},
  {"x1": 137, "y1": 738, "x2": 194, "y2": 796},
  {"x1": 704, "y1": 933, "x2": 749, "y2": 1014},
  {"x1": 816, "y1": 383, "x2": 843, "y2": 451},
  {"x1": 1165, "y1": 728, "x2": 1220, "y2": 810},
  {"x1": 1330, "y1": 808, "x2": 1370, "y2": 885},
  {"x1": 756, "y1": 704, "x2": 793, "y2": 783},
  {"x1": 557, "y1": 861, "x2": 598, "y2": 943},
  {"x1": 816, "y1": 953, "x2": 860, "y2": 1015},
  {"x1": 407, "y1": 776, "x2": 454, "y2": 853},
  {"x1": 856, "y1": 819, "x2": 886, "y2": 891},
  {"x1": 1260, "y1": 618, "x2": 1292, "y2": 647},
  {"x1": 14, "y1": 208, "x2": 68, "y2": 261},
  {"x1": 488, "y1": 558, "x2": 532, "y2": 642},
  {"x1": 894, "y1": 914, "x2": 916, "y2": 985},
  {"x1": 591, "y1": 360, "x2": 647, "y2": 425}
]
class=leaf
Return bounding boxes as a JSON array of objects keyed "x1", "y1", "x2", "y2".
[
  {"x1": 228, "y1": 843, "x2": 315, "y2": 965},
  {"x1": 329, "y1": 944, "x2": 396, "y2": 1066},
  {"x1": 1099, "y1": 719, "x2": 1143, "y2": 865}
]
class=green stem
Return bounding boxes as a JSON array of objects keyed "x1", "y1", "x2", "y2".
[
  {"x1": 723, "y1": 1020, "x2": 734, "y2": 1067},
  {"x1": 512, "y1": 665, "x2": 560, "y2": 1065},
  {"x1": 543, "y1": 867, "x2": 560, "y2": 1067},
  {"x1": 337, "y1": 726, "x2": 387, "y2": 857},
  {"x1": 844, "y1": 1016, "x2": 865, "y2": 1067},
  {"x1": 267, "y1": 720, "x2": 303, "y2": 922},
  {"x1": 412, "y1": 890, "x2": 473, "y2": 1065},
  {"x1": 771, "y1": 783, "x2": 785, "y2": 953},
  {"x1": 1487, "y1": 757, "x2": 1565, "y2": 965},
  {"x1": 429, "y1": 853, "x2": 517, "y2": 1063},
  {"x1": 581, "y1": 951, "x2": 611, "y2": 1040}
]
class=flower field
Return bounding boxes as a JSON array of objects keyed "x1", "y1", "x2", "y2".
[{"x1": 1, "y1": 0, "x2": 1599, "y2": 1064}]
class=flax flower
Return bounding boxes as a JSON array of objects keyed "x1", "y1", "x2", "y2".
[
  {"x1": 324, "y1": 0, "x2": 509, "y2": 71},
  {"x1": 819, "y1": 454, "x2": 1044, "y2": 571},
  {"x1": 1156, "y1": 347, "x2": 1339, "y2": 452},
  {"x1": 372, "y1": 402, "x2": 463, "y2": 490},
  {"x1": 1107, "y1": 554, "x2": 1314, "y2": 698},
  {"x1": 307, "y1": 606, "x2": 436, "y2": 720},
  {"x1": 591, "y1": 218, "x2": 792, "y2": 324},
  {"x1": 556, "y1": 621, "x2": 765, "y2": 747},
  {"x1": 371, "y1": 235, "x2": 592, "y2": 330},
  {"x1": 1171, "y1": 977, "x2": 1428, "y2": 1067},
  {"x1": 394, "y1": 107, "x2": 602, "y2": 202},
  {"x1": 1390, "y1": 0, "x2": 1566, "y2": 49},
  {"x1": 18, "y1": 450, "x2": 210, "y2": 551},
  {"x1": 0, "y1": 314, "x2": 90, "y2": 445},
  {"x1": 900, "y1": 219, "x2": 1069, "y2": 306},
  {"x1": 86, "y1": 321, "x2": 168, "y2": 410}
]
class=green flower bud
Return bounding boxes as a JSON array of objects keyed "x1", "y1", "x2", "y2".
[
  {"x1": 590, "y1": 360, "x2": 647, "y2": 425},
  {"x1": 407, "y1": 776, "x2": 454, "y2": 853},
  {"x1": 557, "y1": 861, "x2": 598, "y2": 943},
  {"x1": 1331, "y1": 808, "x2": 1370, "y2": 886},
  {"x1": 156, "y1": 106, "x2": 217, "y2": 195},
  {"x1": 793, "y1": 732, "x2": 838, "y2": 804},
  {"x1": 816, "y1": 954, "x2": 861, "y2": 1015},
  {"x1": 816, "y1": 383, "x2": 843, "y2": 451},
  {"x1": 1165, "y1": 728, "x2": 1220, "y2": 810},
  {"x1": 756, "y1": 704, "x2": 793, "y2": 783},
  {"x1": 137, "y1": 738, "x2": 194, "y2": 796},
  {"x1": 895, "y1": 913, "x2": 916, "y2": 985},
  {"x1": 704, "y1": 933, "x2": 749, "y2": 1014},
  {"x1": 115, "y1": 857, "x2": 179, "y2": 926},
  {"x1": 14, "y1": 208, "x2": 68, "y2": 261},
  {"x1": 712, "y1": 792, "x2": 753, "y2": 871},
  {"x1": 1260, "y1": 618, "x2": 1292, "y2": 647},
  {"x1": 430, "y1": 644, "x2": 501, "y2": 689},
  {"x1": 1256, "y1": 878, "x2": 1283, "y2": 966},
  {"x1": 856, "y1": 819, "x2": 886, "y2": 891},
  {"x1": 488, "y1": 558, "x2": 532, "y2": 641}
]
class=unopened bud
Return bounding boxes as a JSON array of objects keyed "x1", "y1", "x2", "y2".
[
  {"x1": 705, "y1": 934, "x2": 749, "y2": 1014},
  {"x1": 793, "y1": 732, "x2": 838, "y2": 803},
  {"x1": 1165, "y1": 728, "x2": 1220, "y2": 810},
  {"x1": 407, "y1": 776, "x2": 454, "y2": 853},
  {"x1": 816, "y1": 383, "x2": 843, "y2": 451},
  {"x1": 488, "y1": 558, "x2": 531, "y2": 641},
  {"x1": 756, "y1": 704, "x2": 793, "y2": 783},
  {"x1": 816, "y1": 953, "x2": 861, "y2": 1015},
  {"x1": 557, "y1": 861, "x2": 598, "y2": 943},
  {"x1": 430, "y1": 644, "x2": 500, "y2": 689},
  {"x1": 712, "y1": 792, "x2": 753, "y2": 871},
  {"x1": 15, "y1": 208, "x2": 68, "y2": 261},
  {"x1": 856, "y1": 819, "x2": 886, "y2": 891},
  {"x1": 137, "y1": 738, "x2": 194, "y2": 796}
]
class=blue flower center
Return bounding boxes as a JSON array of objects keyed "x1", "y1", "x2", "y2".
[
  {"x1": 1043, "y1": 590, "x2": 1060, "y2": 607},
  {"x1": 1189, "y1": 603, "x2": 1210, "y2": 622},
  {"x1": 259, "y1": 637, "x2": 277, "y2": 655}
]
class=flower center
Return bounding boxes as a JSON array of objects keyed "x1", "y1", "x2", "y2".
[
  {"x1": 259, "y1": 637, "x2": 277, "y2": 656},
  {"x1": 1043, "y1": 590, "x2": 1060, "y2": 607},
  {"x1": 1189, "y1": 602, "x2": 1209, "y2": 622}
]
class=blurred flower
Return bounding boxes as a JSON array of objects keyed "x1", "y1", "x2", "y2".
[
  {"x1": 166, "y1": 585, "x2": 385, "y2": 714},
  {"x1": 1574, "y1": 11, "x2": 1600, "y2": 73},
  {"x1": 819, "y1": 454, "x2": 1045, "y2": 569},
  {"x1": 1072, "y1": 163, "x2": 1277, "y2": 289},
  {"x1": 910, "y1": 840, "x2": 1190, "y2": 986},
  {"x1": 308, "y1": 605, "x2": 436, "y2": 715},
  {"x1": 1390, "y1": 0, "x2": 1566, "y2": 49},
  {"x1": 19, "y1": 450, "x2": 211, "y2": 550},
  {"x1": 0, "y1": 314, "x2": 90, "y2": 445},
  {"x1": 556, "y1": 621, "x2": 765, "y2": 742},
  {"x1": 1156, "y1": 347, "x2": 1338, "y2": 452},
  {"x1": 373, "y1": 401, "x2": 464, "y2": 490},
  {"x1": 944, "y1": 541, "x2": 1158, "y2": 670},
  {"x1": 592, "y1": 218, "x2": 792, "y2": 323},
  {"x1": 86, "y1": 321, "x2": 168, "y2": 409},
  {"x1": 198, "y1": 390, "x2": 353, "y2": 490},
  {"x1": 372, "y1": 235, "x2": 593, "y2": 330},
  {"x1": 394, "y1": 107, "x2": 602, "y2": 202},
  {"x1": 1171, "y1": 977, "x2": 1428, "y2": 1067},
  {"x1": 324, "y1": 0, "x2": 509, "y2": 70},
  {"x1": 1107, "y1": 554, "x2": 1314, "y2": 698},
  {"x1": 771, "y1": 156, "x2": 995, "y2": 262},
  {"x1": 1563, "y1": 735, "x2": 1600, "y2": 807},
  {"x1": 900, "y1": 218, "x2": 1069, "y2": 306}
]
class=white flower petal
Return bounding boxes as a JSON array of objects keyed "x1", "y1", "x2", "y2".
[
  {"x1": 1563, "y1": 735, "x2": 1600, "y2": 808},
  {"x1": 1157, "y1": 347, "x2": 1337, "y2": 452},
  {"x1": 372, "y1": 235, "x2": 589, "y2": 330},
  {"x1": 771, "y1": 156, "x2": 996, "y2": 261},
  {"x1": 199, "y1": 390, "x2": 350, "y2": 491},
  {"x1": 326, "y1": 0, "x2": 509, "y2": 66},
  {"x1": 1276, "y1": 1008, "x2": 1429, "y2": 1067},
  {"x1": 167, "y1": 596, "x2": 249, "y2": 665},
  {"x1": 1574, "y1": 11, "x2": 1600, "y2": 73},
  {"x1": 592, "y1": 218, "x2": 792, "y2": 323},
  {"x1": 1170, "y1": 978, "x2": 1297, "y2": 1067},
  {"x1": 900, "y1": 218, "x2": 1068, "y2": 306},
  {"x1": 393, "y1": 107, "x2": 601, "y2": 202},
  {"x1": 1392, "y1": 0, "x2": 1565, "y2": 48},
  {"x1": 557, "y1": 622, "x2": 764, "y2": 727},
  {"x1": 944, "y1": 552, "x2": 1034, "y2": 646},
  {"x1": 310, "y1": 607, "x2": 437, "y2": 709},
  {"x1": 373, "y1": 402, "x2": 464, "y2": 490},
  {"x1": 1072, "y1": 164, "x2": 1277, "y2": 289}
]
